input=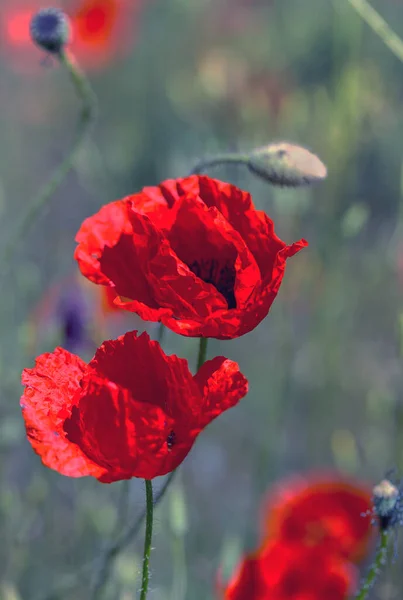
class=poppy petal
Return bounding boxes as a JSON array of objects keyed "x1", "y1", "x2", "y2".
[
  {"x1": 193, "y1": 356, "x2": 248, "y2": 427},
  {"x1": 89, "y1": 331, "x2": 200, "y2": 415},
  {"x1": 64, "y1": 374, "x2": 183, "y2": 481},
  {"x1": 20, "y1": 347, "x2": 105, "y2": 478}
]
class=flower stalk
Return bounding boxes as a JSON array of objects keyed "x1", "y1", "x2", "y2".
[
  {"x1": 190, "y1": 154, "x2": 249, "y2": 175},
  {"x1": 353, "y1": 529, "x2": 389, "y2": 600},
  {"x1": 0, "y1": 49, "x2": 96, "y2": 274},
  {"x1": 140, "y1": 480, "x2": 154, "y2": 600},
  {"x1": 197, "y1": 337, "x2": 208, "y2": 370},
  {"x1": 346, "y1": 0, "x2": 403, "y2": 64}
]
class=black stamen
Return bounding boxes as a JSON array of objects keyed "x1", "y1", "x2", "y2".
[
  {"x1": 166, "y1": 430, "x2": 176, "y2": 451},
  {"x1": 189, "y1": 259, "x2": 236, "y2": 309}
]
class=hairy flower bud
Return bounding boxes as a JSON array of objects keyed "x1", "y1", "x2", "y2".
[
  {"x1": 247, "y1": 142, "x2": 327, "y2": 187},
  {"x1": 373, "y1": 479, "x2": 402, "y2": 531},
  {"x1": 30, "y1": 8, "x2": 70, "y2": 54}
]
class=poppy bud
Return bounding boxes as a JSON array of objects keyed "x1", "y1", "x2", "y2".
[
  {"x1": 373, "y1": 479, "x2": 402, "y2": 531},
  {"x1": 247, "y1": 142, "x2": 327, "y2": 187},
  {"x1": 30, "y1": 7, "x2": 70, "y2": 54}
]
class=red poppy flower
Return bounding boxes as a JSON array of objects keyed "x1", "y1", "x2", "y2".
[
  {"x1": 223, "y1": 541, "x2": 356, "y2": 600},
  {"x1": 75, "y1": 175, "x2": 307, "y2": 339},
  {"x1": 71, "y1": 0, "x2": 142, "y2": 70},
  {"x1": 261, "y1": 474, "x2": 373, "y2": 563},
  {"x1": 20, "y1": 331, "x2": 248, "y2": 483}
]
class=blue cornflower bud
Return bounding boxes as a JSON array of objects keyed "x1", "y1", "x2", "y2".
[
  {"x1": 30, "y1": 8, "x2": 70, "y2": 54},
  {"x1": 373, "y1": 479, "x2": 403, "y2": 531}
]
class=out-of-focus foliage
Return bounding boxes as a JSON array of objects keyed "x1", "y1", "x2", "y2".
[{"x1": 0, "y1": 0, "x2": 403, "y2": 598}]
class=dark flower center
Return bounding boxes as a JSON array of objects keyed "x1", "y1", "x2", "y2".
[
  {"x1": 188, "y1": 259, "x2": 236, "y2": 309},
  {"x1": 166, "y1": 430, "x2": 176, "y2": 451}
]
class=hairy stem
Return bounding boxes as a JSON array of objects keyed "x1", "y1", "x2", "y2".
[
  {"x1": 190, "y1": 154, "x2": 249, "y2": 176},
  {"x1": 354, "y1": 529, "x2": 389, "y2": 600},
  {"x1": 140, "y1": 480, "x2": 154, "y2": 600}
]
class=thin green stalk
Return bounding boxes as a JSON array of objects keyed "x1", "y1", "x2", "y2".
[
  {"x1": 140, "y1": 480, "x2": 154, "y2": 600},
  {"x1": 196, "y1": 337, "x2": 208, "y2": 370},
  {"x1": 0, "y1": 50, "x2": 96, "y2": 274},
  {"x1": 157, "y1": 322, "x2": 166, "y2": 345},
  {"x1": 190, "y1": 154, "x2": 249, "y2": 176},
  {"x1": 90, "y1": 480, "x2": 130, "y2": 599},
  {"x1": 35, "y1": 471, "x2": 176, "y2": 600},
  {"x1": 170, "y1": 535, "x2": 187, "y2": 600},
  {"x1": 354, "y1": 529, "x2": 389, "y2": 600},
  {"x1": 346, "y1": 0, "x2": 403, "y2": 64}
]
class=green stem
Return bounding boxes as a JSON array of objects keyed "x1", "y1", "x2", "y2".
[
  {"x1": 157, "y1": 322, "x2": 166, "y2": 345},
  {"x1": 140, "y1": 480, "x2": 154, "y2": 600},
  {"x1": 190, "y1": 154, "x2": 249, "y2": 176},
  {"x1": 346, "y1": 0, "x2": 403, "y2": 64},
  {"x1": 0, "y1": 50, "x2": 96, "y2": 274},
  {"x1": 196, "y1": 337, "x2": 208, "y2": 370},
  {"x1": 354, "y1": 529, "x2": 389, "y2": 600}
]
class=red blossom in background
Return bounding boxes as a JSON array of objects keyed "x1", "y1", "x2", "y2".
[
  {"x1": 219, "y1": 473, "x2": 373, "y2": 599},
  {"x1": 71, "y1": 0, "x2": 143, "y2": 70},
  {"x1": 223, "y1": 541, "x2": 356, "y2": 600},
  {"x1": 262, "y1": 474, "x2": 373, "y2": 563},
  {"x1": 75, "y1": 175, "x2": 307, "y2": 339},
  {"x1": 21, "y1": 331, "x2": 248, "y2": 483}
]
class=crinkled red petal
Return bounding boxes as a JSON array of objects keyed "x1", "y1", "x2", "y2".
[
  {"x1": 64, "y1": 373, "x2": 197, "y2": 481},
  {"x1": 20, "y1": 347, "x2": 105, "y2": 478},
  {"x1": 165, "y1": 195, "x2": 261, "y2": 309},
  {"x1": 161, "y1": 239, "x2": 307, "y2": 338},
  {"x1": 175, "y1": 176, "x2": 289, "y2": 278},
  {"x1": 89, "y1": 330, "x2": 200, "y2": 416},
  {"x1": 193, "y1": 356, "x2": 248, "y2": 429},
  {"x1": 75, "y1": 200, "x2": 131, "y2": 284}
]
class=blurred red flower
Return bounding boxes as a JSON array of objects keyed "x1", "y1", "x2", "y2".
[
  {"x1": 223, "y1": 541, "x2": 356, "y2": 600},
  {"x1": 71, "y1": 0, "x2": 142, "y2": 70},
  {"x1": 75, "y1": 175, "x2": 307, "y2": 339},
  {"x1": 1, "y1": 0, "x2": 142, "y2": 72},
  {"x1": 21, "y1": 331, "x2": 248, "y2": 482},
  {"x1": 261, "y1": 474, "x2": 373, "y2": 563}
]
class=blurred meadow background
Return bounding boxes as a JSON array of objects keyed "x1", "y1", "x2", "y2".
[{"x1": 1, "y1": 0, "x2": 403, "y2": 598}]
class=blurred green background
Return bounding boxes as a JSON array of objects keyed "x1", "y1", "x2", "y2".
[{"x1": 0, "y1": 0, "x2": 403, "y2": 598}]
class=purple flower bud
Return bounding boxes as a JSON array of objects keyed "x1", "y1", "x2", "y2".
[{"x1": 30, "y1": 8, "x2": 70, "y2": 54}]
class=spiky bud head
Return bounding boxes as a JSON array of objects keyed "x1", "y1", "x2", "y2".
[
  {"x1": 30, "y1": 8, "x2": 70, "y2": 54},
  {"x1": 373, "y1": 479, "x2": 402, "y2": 530}
]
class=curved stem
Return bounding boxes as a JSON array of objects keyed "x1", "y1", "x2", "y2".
[
  {"x1": 354, "y1": 529, "x2": 389, "y2": 600},
  {"x1": 196, "y1": 337, "x2": 208, "y2": 371},
  {"x1": 346, "y1": 0, "x2": 403, "y2": 64},
  {"x1": 0, "y1": 50, "x2": 96, "y2": 275},
  {"x1": 190, "y1": 154, "x2": 249, "y2": 176},
  {"x1": 140, "y1": 480, "x2": 154, "y2": 600}
]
